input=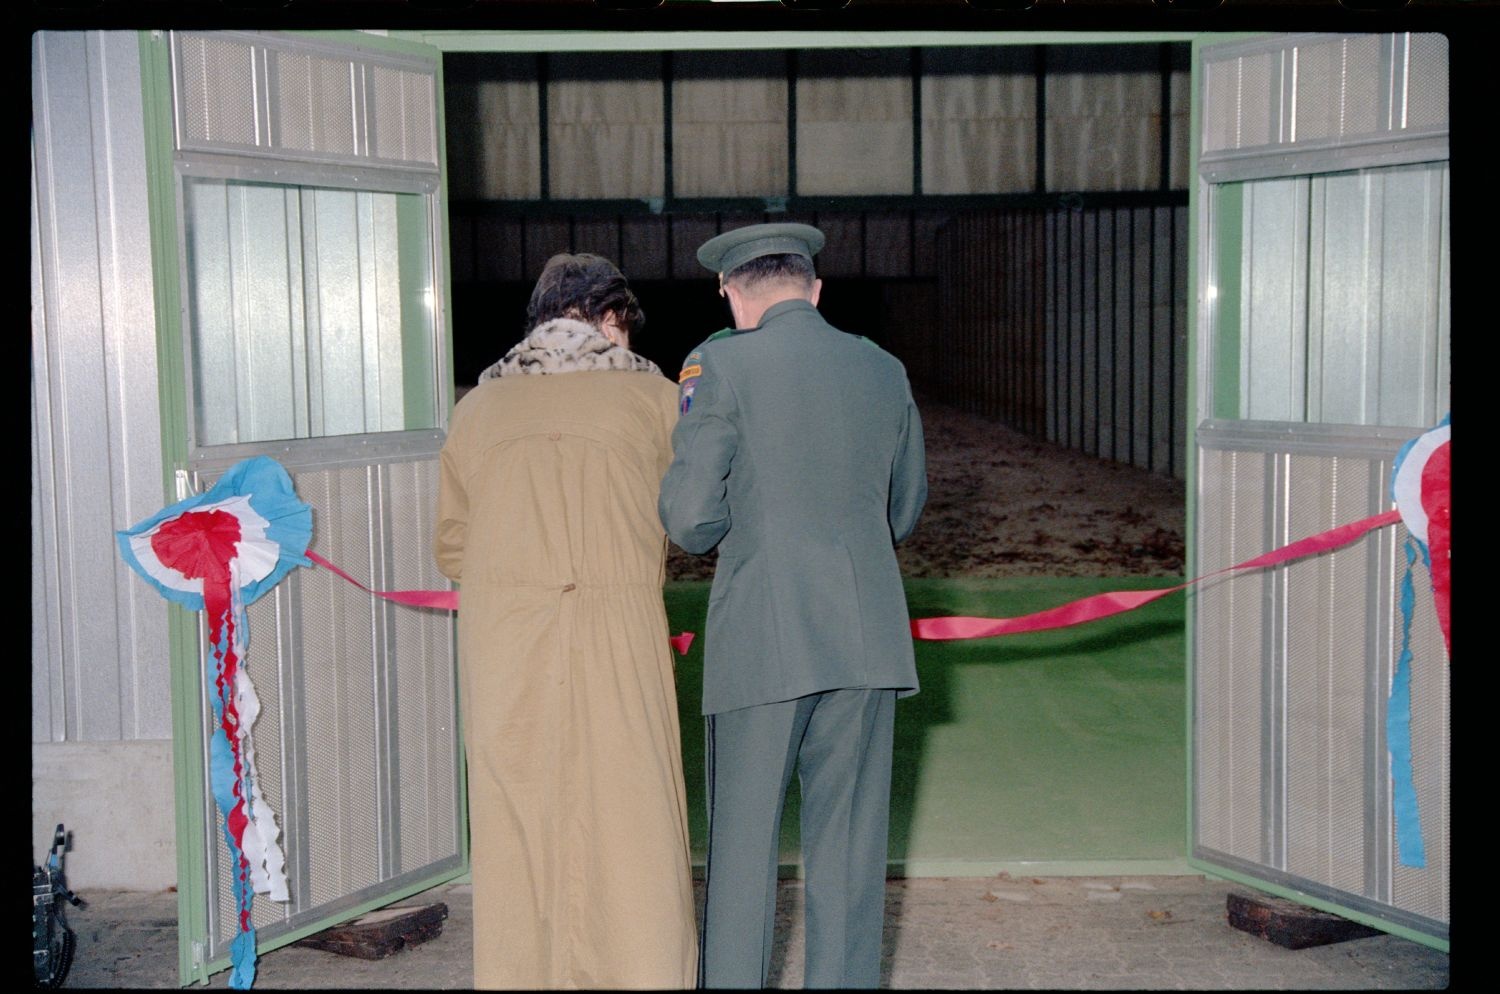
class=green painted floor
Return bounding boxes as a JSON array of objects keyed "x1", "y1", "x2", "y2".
[{"x1": 664, "y1": 576, "x2": 1188, "y2": 878}]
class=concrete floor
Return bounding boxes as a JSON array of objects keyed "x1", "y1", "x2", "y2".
[{"x1": 59, "y1": 874, "x2": 1448, "y2": 990}]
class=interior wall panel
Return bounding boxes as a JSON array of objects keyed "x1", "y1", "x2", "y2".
[
  {"x1": 920, "y1": 46, "x2": 1037, "y2": 196},
  {"x1": 672, "y1": 51, "x2": 788, "y2": 198},
  {"x1": 927, "y1": 204, "x2": 1185, "y2": 477},
  {"x1": 795, "y1": 49, "x2": 914, "y2": 196}
]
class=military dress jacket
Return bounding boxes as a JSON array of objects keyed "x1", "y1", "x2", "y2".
[{"x1": 659, "y1": 298, "x2": 928, "y2": 715}]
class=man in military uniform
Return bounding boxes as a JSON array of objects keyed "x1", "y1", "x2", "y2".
[{"x1": 659, "y1": 222, "x2": 927, "y2": 989}]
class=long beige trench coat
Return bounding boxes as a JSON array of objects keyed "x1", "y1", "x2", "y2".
[{"x1": 435, "y1": 356, "x2": 696, "y2": 989}]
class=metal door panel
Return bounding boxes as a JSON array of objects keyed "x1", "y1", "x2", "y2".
[
  {"x1": 1193, "y1": 36, "x2": 1449, "y2": 947},
  {"x1": 143, "y1": 29, "x2": 466, "y2": 984}
]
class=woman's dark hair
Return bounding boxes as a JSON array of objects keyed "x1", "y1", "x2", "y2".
[{"x1": 526, "y1": 253, "x2": 645, "y2": 338}]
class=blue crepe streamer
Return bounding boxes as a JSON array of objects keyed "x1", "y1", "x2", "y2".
[
  {"x1": 1389, "y1": 538, "x2": 1427, "y2": 868},
  {"x1": 207, "y1": 613, "x2": 259, "y2": 989},
  {"x1": 117, "y1": 455, "x2": 310, "y2": 990},
  {"x1": 229, "y1": 927, "x2": 258, "y2": 989}
]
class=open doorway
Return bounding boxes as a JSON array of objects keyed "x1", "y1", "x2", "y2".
[
  {"x1": 440, "y1": 37, "x2": 1193, "y2": 882},
  {"x1": 444, "y1": 42, "x2": 1190, "y2": 583}
]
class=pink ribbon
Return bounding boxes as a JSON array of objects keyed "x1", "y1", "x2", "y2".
[
  {"x1": 308, "y1": 507, "x2": 1402, "y2": 652},
  {"x1": 307, "y1": 550, "x2": 459, "y2": 610},
  {"x1": 307, "y1": 550, "x2": 695, "y2": 655},
  {"x1": 911, "y1": 509, "x2": 1403, "y2": 641}
]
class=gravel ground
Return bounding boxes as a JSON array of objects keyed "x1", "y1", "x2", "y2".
[
  {"x1": 669, "y1": 398, "x2": 1186, "y2": 582},
  {"x1": 58, "y1": 875, "x2": 1449, "y2": 990}
]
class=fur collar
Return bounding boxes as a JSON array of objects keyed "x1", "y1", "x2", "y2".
[{"x1": 478, "y1": 317, "x2": 662, "y2": 382}]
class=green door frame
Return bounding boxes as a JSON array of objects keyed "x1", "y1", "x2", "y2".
[
  {"x1": 402, "y1": 18, "x2": 1216, "y2": 878},
  {"x1": 148, "y1": 24, "x2": 1445, "y2": 983},
  {"x1": 425, "y1": 26, "x2": 1438, "y2": 953}
]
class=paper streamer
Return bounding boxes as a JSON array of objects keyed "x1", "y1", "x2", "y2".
[
  {"x1": 1392, "y1": 417, "x2": 1451, "y2": 656},
  {"x1": 1390, "y1": 540, "x2": 1427, "y2": 867},
  {"x1": 1387, "y1": 414, "x2": 1450, "y2": 867},
  {"x1": 118, "y1": 457, "x2": 311, "y2": 989}
]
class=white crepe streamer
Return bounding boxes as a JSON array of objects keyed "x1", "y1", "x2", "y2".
[{"x1": 228, "y1": 559, "x2": 291, "y2": 904}]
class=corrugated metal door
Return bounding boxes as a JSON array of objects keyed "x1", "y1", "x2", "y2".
[
  {"x1": 139, "y1": 30, "x2": 465, "y2": 984},
  {"x1": 1190, "y1": 34, "x2": 1449, "y2": 949}
]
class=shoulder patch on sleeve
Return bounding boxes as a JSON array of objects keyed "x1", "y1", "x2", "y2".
[{"x1": 677, "y1": 329, "x2": 734, "y2": 415}]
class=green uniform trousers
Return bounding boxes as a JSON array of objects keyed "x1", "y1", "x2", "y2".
[{"x1": 699, "y1": 687, "x2": 897, "y2": 989}]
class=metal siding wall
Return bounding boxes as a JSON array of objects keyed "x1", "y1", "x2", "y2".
[
  {"x1": 387, "y1": 459, "x2": 463, "y2": 874},
  {"x1": 932, "y1": 204, "x2": 1186, "y2": 480},
  {"x1": 1200, "y1": 34, "x2": 1447, "y2": 185},
  {"x1": 1128, "y1": 208, "x2": 1156, "y2": 473},
  {"x1": 31, "y1": 31, "x2": 170, "y2": 743},
  {"x1": 1193, "y1": 33, "x2": 1450, "y2": 945},
  {"x1": 1374, "y1": 166, "x2": 1449, "y2": 428},
  {"x1": 453, "y1": 208, "x2": 952, "y2": 289},
  {"x1": 1193, "y1": 446, "x2": 1268, "y2": 864},
  {"x1": 1065, "y1": 210, "x2": 1083, "y2": 451},
  {"x1": 1280, "y1": 452, "x2": 1377, "y2": 894},
  {"x1": 161, "y1": 31, "x2": 466, "y2": 963},
  {"x1": 1150, "y1": 205, "x2": 1177, "y2": 476}
]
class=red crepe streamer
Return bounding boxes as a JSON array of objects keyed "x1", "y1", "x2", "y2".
[
  {"x1": 1421, "y1": 442, "x2": 1451, "y2": 655},
  {"x1": 150, "y1": 509, "x2": 256, "y2": 930}
]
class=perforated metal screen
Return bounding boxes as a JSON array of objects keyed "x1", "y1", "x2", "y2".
[{"x1": 196, "y1": 457, "x2": 461, "y2": 961}]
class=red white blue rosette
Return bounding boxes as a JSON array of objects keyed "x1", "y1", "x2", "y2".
[
  {"x1": 1386, "y1": 415, "x2": 1451, "y2": 869},
  {"x1": 117, "y1": 456, "x2": 311, "y2": 989},
  {"x1": 1392, "y1": 417, "x2": 1451, "y2": 655}
]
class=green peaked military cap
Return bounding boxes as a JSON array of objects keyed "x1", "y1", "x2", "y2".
[{"x1": 696, "y1": 222, "x2": 826, "y2": 275}]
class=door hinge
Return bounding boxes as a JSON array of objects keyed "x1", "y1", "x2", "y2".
[{"x1": 175, "y1": 469, "x2": 192, "y2": 502}]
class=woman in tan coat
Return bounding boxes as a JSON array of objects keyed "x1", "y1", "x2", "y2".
[{"x1": 435, "y1": 254, "x2": 696, "y2": 989}]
